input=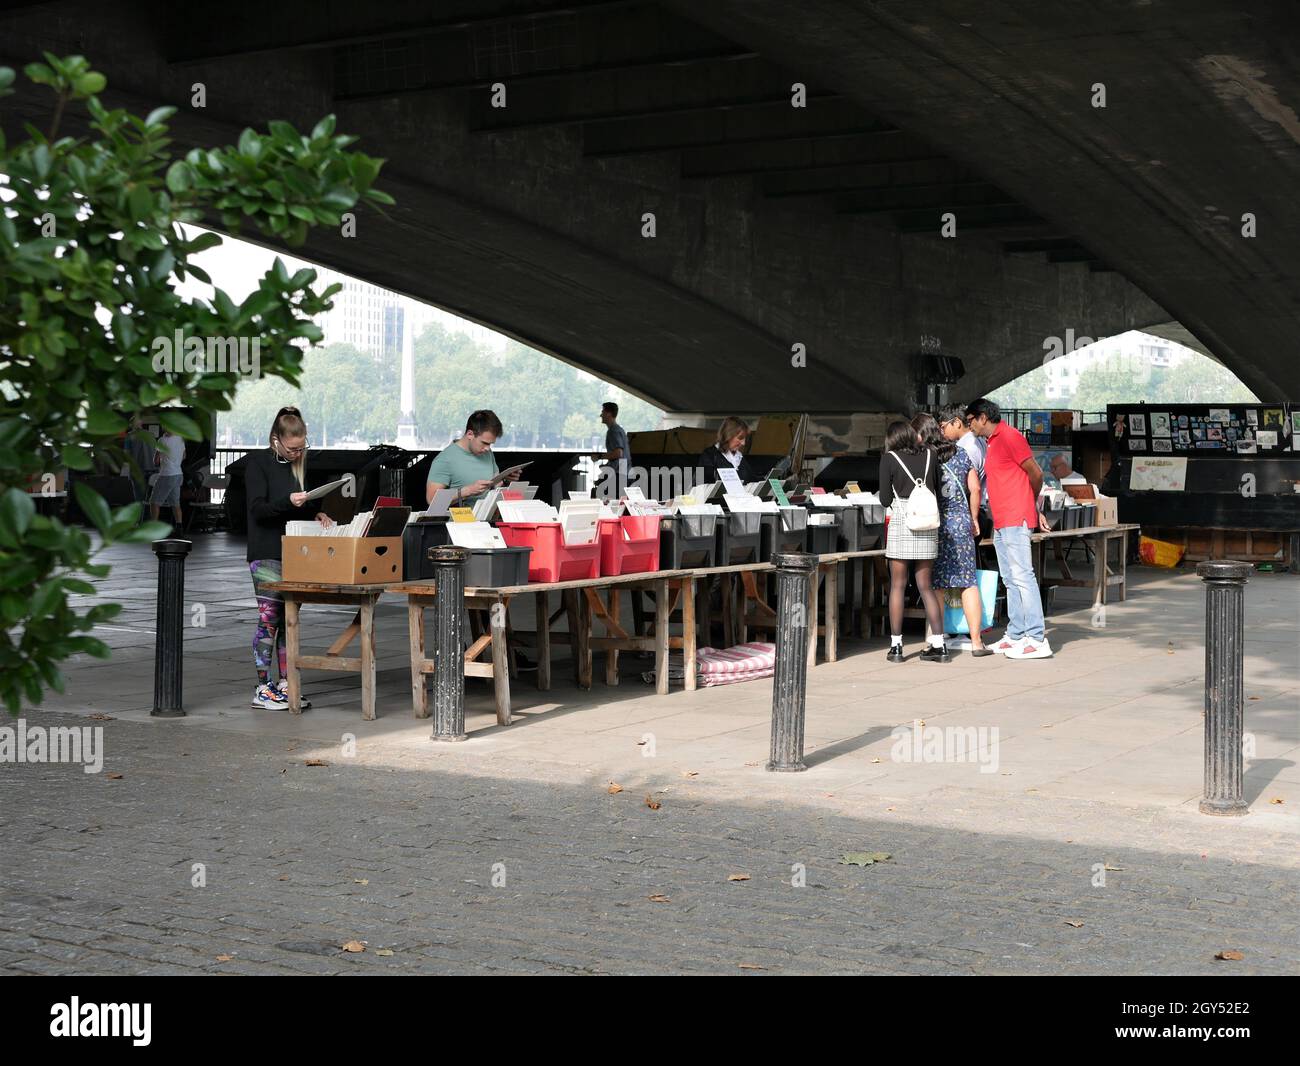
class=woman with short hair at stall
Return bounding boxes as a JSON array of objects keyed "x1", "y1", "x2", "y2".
[
  {"x1": 913, "y1": 411, "x2": 992, "y2": 656},
  {"x1": 699, "y1": 416, "x2": 761, "y2": 483},
  {"x1": 243, "y1": 407, "x2": 333, "y2": 710}
]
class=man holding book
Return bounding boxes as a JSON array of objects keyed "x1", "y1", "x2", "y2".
[{"x1": 426, "y1": 409, "x2": 519, "y2": 505}]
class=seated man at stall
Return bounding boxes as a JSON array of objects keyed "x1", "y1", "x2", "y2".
[{"x1": 426, "y1": 409, "x2": 518, "y2": 505}]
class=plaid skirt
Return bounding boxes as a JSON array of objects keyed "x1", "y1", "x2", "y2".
[{"x1": 886, "y1": 497, "x2": 939, "y2": 560}]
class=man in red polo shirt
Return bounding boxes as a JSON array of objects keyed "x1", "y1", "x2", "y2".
[{"x1": 964, "y1": 398, "x2": 1053, "y2": 659}]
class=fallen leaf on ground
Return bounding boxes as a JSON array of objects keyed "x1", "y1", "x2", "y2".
[
  {"x1": 885, "y1": 807, "x2": 895, "y2": 812},
  {"x1": 305, "y1": 758, "x2": 329, "y2": 767},
  {"x1": 341, "y1": 940, "x2": 366, "y2": 953},
  {"x1": 1215, "y1": 950, "x2": 1244, "y2": 961},
  {"x1": 607, "y1": 782, "x2": 623, "y2": 794},
  {"x1": 105, "y1": 773, "x2": 123, "y2": 780},
  {"x1": 277, "y1": 875, "x2": 289, "y2": 881},
  {"x1": 1247, "y1": 695, "x2": 1262, "y2": 701},
  {"x1": 354, "y1": 878, "x2": 369, "y2": 885},
  {"x1": 841, "y1": 852, "x2": 892, "y2": 866},
  {"x1": 280, "y1": 768, "x2": 287, "y2": 774},
  {"x1": 1104, "y1": 864, "x2": 1124, "y2": 872},
  {"x1": 681, "y1": 770, "x2": 699, "y2": 778},
  {"x1": 1063, "y1": 920, "x2": 1083, "y2": 928},
  {"x1": 728, "y1": 873, "x2": 750, "y2": 882},
  {"x1": 647, "y1": 894, "x2": 670, "y2": 903},
  {"x1": 87, "y1": 713, "x2": 114, "y2": 721},
  {"x1": 645, "y1": 795, "x2": 662, "y2": 810},
  {"x1": 1269, "y1": 797, "x2": 1284, "y2": 805},
  {"x1": 738, "y1": 963, "x2": 764, "y2": 970},
  {"x1": 215, "y1": 954, "x2": 234, "y2": 962},
  {"x1": 376, "y1": 948, "x2": 394, "y2": 957},
  {"x1": 871, "y1": 757, "x2": 881, "y2": 764}
]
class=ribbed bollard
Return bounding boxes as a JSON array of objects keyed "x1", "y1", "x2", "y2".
[
  {"x1": 767, "y1": 551, "x2": 816, "y2": 772},
  {"x1": 429, "y1": 545, "x2": 469, "y2": 742},
  {"x1": 1197, "y1": 560, "x2": 1251, "y2": 816},
  {"x1": 150, "y1": 538, "x2": 192, "y2": 718}
]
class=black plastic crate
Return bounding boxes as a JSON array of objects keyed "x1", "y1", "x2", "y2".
[
  {"x1": 660, "y1": 513, "x2": 721, "y2": 569},
  {"x1": 718, "y1": 510, "x2": 763, "y2": 564},
  {"x1": 402, "y1": 519, "x2": 450, "y2": 580},
  {"x1": 806, "y1": 523, "x2": 838, "y2": 555},
  {"x1": 760, "y1": 508, "x2": 807, "y2": 559}
]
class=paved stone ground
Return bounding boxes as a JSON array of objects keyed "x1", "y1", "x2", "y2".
[{"x1": 1, "y1": 535, "x2": 1297, "y2": 974}]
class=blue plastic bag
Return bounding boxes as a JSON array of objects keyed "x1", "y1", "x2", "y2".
[{"x1": 942, "y1": 569, "x2": 999, "y2": 635}]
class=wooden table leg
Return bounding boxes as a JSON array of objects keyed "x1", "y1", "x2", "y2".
[
  {"x1": 843, "y1": 558, "x2": 857, "y2": 638},
  {"x1": 359, "y1": 598, "x2": 377, "y2": 722},
  {"x1": 535, "y1": 591, "x2": 551, "y2": 691},
  {"x1": 806, "y1": 568, "x2": 820, "y2": 669},
  {"x1": 576, "y1": 588, "x2": 593, "y2": 690},
  {"x1": 720, "y1": 573, "x2": 735, "y2": 648},
  {"x1": 824, "y1": 562, "x2": 839, "y2": 663},
  {"x1": 606, "y1": 587, "x2": 621, "y2": 686},
  {"x1": 408, "y1": 600, "x2": 428, "y2": 718},
  {"x1": 632, "y1": 589, "x2": 646, "y2": 637},
  {"x1": 1118, "y1": 531, "x2": 1129, "y2": 602},
  {"x1": 681, "y1": 577, "x2": 697, "y2": 692},
  {"x1": 284, "y1": 597, "x2": 302, "y2": 714},
  {"x1": 698, "y1": 581, "x2": 712, "y2": 649},
  {"x1": 655, "y1": 577, "x2": 670, "y2": 695},
  {"x1": 490, "y1": 596, "x2": 512, "y2": 726},
  {"x1": 1092, "y1": 533, "x2": 1106, "y2": 610}
]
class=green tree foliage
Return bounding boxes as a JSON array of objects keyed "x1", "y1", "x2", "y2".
[
  {"x1": 0, "y1": 54, "x2": 393, "y2": 714},
  {"x1": 220, "y1": 319, "x2": 662, "y2": 447}
]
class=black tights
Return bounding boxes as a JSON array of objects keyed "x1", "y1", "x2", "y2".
[{"x1": 888, "y1": 559, "x2": 944, "y2": 640}]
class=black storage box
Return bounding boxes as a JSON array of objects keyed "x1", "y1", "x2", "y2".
[
  {"x1": 760, "y1": 507, "x2": 807, "y2": 559},
  {"x1": 717, "y1": 510, "x2": 763, "y2": 564},
  {"x1": 463, "y1": 546, "x2": 533, "y2": 588},
  {"x1": 402, "y1": 518, "x2": 450, "y2": 581},
  {"x1": 806, "y1": 522, "x2": 838, "y2": 555},
  {"x1": 660, "y1": 513, "x2": 721, "y2": 569}
]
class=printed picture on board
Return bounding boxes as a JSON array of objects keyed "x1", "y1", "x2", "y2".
[
  {"x1": 1129, "y1": 414, "x2": 1146, "y2": 435},
  {"x1": 1150, "y1": 412, "x2": 1171, "y2": 437},
  {"x1": 1151, "y1": 438, "x2": 1173, "y2": 452},
  {"x1": 1129, "y1": 438, "x2": 1147, "y2": 451},
  {"x1": 1207, "y1": 425, "x2": 1224, "y2": 441},
  {"x1": 1176, "y1": 429, "x2": 1191, "y2": 446}
]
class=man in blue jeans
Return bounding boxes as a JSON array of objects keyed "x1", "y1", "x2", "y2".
[{"x1": 964, "y1": 398, "x2": 1053, "y2": 659}]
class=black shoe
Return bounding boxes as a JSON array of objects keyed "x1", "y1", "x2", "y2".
[
  {"x1": 886, "y1": 645, "x2": 905, "y2": 663},
  {"x1": 970, "y1": 647, "x2": 995, "y2": 658},
  {"x1": 919, "y1": 644, "x2": 950, "y2": 663}
]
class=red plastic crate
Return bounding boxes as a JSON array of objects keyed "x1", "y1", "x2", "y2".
[
  {"x1": 598, "y1": 515, "x2": 662, "y2": 576},
  {"x1": 497, "y1": 522, "x2": 601, "y2": 583}
]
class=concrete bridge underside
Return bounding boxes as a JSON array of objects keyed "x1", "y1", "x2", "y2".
[{"x1": 3, "y1": 0, "x2": 1297, "y2": 410}]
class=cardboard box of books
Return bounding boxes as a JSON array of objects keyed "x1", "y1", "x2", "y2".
[
  {"x1": 281, "y1": 506, "x2": 408, "y2": 584},
  {"x1": 1063, "y1": 483, "x2": 1118, "y2": 527}
]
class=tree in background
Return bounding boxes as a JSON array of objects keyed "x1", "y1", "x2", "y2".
[{"x1": 0, "y1": 54, "x2": 392, "y2": 714}]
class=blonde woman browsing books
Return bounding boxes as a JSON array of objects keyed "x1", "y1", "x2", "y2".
[{"x1": 243, "y1": 407, "x2": 333, "y2": 710}]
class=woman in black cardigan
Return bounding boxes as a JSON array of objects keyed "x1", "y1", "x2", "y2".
[
  {"x1": 698, "y1": 416, "x2": 762, "y2": 484},
  {"x1": 244, "y1": 406, "x2": 333, "y2": 710}
]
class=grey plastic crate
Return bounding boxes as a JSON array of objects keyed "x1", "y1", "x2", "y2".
[
  {"x1": 718, "y1": 510, "x2": 763, "y2": 564},
  {"x1": 659, "y1": 513, "x2": 720, "y2": 569},
  {"x1": 463, "y1": 546, "x2": 532, "y2": 588}
]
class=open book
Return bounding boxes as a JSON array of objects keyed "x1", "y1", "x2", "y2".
[{"x1": 302, "y1": 476, "x2": 351, "y2": 502}]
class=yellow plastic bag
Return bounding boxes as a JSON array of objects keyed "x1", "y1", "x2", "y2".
[{"x1": 1139, "y1": 535, "x2": 1185, "y2": 568}]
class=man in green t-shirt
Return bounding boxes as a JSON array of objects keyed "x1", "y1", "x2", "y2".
[{"x1": 426, "y1": 409, "x2": 516, "y2": 505}]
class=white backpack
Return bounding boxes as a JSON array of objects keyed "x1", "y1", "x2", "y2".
[{"x1": 890, "y1": 450, "x2": 940, "y2": 531}]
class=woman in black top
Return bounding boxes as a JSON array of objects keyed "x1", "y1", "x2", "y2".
[
  {"x1": 699, "y1": 416, "x2": 762, "y2": 484},
  {"x1": 244, "y1": 406, "x2": 333, "y2": 709},
  {"x1": 877, "y1": 419, "x2": 946, "y2": 663}
]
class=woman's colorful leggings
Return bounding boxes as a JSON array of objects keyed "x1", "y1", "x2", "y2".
[{"x1": 249, "y1": 559, "x2": 286, "y2": 684}]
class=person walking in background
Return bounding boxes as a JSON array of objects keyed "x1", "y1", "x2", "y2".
[
  {"x1": 592, "y1": 401, "x2": 632, "y2": 498},
  {"x1": 913, "y1": 412, "x2": 992, "y2": 656},
  {"x1": 963, "y1": 398, "x2": 1053, "y2": 659},
  {"x1": 123, "y1": 417, "x2": 155, "y2": 510},
  {"x1": 148, "y1": 427, "x2": 185, "y2": 530},
  {"x1": 244, "y1": 406, "x2": 334, "y2": 710},
  {"x1": 878, "y1": 419, "x2": 947, "y2": 663}
]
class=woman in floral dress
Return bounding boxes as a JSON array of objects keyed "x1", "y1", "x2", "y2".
[{"x1": 911, "y1": 413, "x2": 992, "y2": 655}]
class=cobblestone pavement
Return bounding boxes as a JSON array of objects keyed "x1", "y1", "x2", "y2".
[{"x1": 2, "y1": 710, "x2": 1297, "y2": 975}]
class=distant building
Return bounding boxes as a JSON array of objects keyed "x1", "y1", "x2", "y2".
[{"x1": 1044, "y1": 331, "x2": 1187, "y2": 401}]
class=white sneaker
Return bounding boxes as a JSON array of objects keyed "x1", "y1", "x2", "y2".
[
  {"x1": 1005, "y1": 638, "x2": 1053, "y2": 659},
  {"x1": 251, "y1": 682, "x2": 289, "y2": 709},
  {"x1": 990, "y1": 635, "x2": 1023, "y2": 654},
  {"x1": 277, "y1": 678, "x2": 310, "y2": 709}
]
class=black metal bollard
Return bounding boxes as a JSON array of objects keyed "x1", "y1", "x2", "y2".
[
  {"x1": 429, "y1": 545, "x2": 469, "y2": 742},
  {"x1": 768, "y1": 551, "x2": 816, "y2": 772},
  {"x1": 1196, "y1": 560, "x2": 1251, "y2": 816},
  {"x1": 151, "y1": 538, "x2": 192, "y2": 718}
]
